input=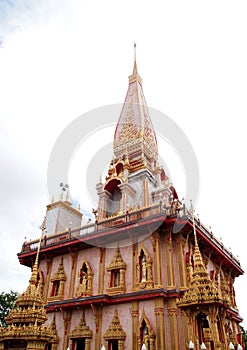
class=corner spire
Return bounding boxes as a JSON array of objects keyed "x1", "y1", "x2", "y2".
[
  {"x1": 192, "y1": 211, "x2": 205, "y2": 271},
  {"x1": 29, "y1": 217, "x2": 45, "y2": 288},
  {"x1": 177, "y1": 209, "x2": 221, "y2": 308}
]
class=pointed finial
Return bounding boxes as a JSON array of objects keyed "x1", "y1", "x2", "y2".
[
  {"x1": 40, "y1": 217, "x2": 46, "y2": 232},
  {"x1": 66, "y1": 189, "x2": 70, "y2": 202},
  {"x1": 192, "y1": 209, "x2": 204, "y2": 269},
  {"x1": 29, "y1": 218, "x2": 46, "y2": 288},
  {"x1": 133, "y1": 42, "x2": 138, "y2": 75},
  {"x1": 29, "y1": 233, "x2": 42, "y2": 287}
]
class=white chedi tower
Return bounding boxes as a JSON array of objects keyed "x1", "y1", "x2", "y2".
[{"x1": 45, "y1": 188, "x2": 82, "y2": 235}]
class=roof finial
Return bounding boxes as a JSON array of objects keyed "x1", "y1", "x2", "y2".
[
  {"x1": 192, "y1": 209, "x2": 204, "y2": 269},
  {"x1": 29, "y1": 218, "x2": 45, "y2": 287},
  {"x1": 133, "y1": 42, "x2": 138, "y2": 75}
]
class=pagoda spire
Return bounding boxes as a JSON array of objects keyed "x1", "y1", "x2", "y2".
[
  {"x1": 28, "y1": 218, "x2": 45, "y2": 292},
  {"x1": 114, "y1": 45, "x2": 158, "y2": 169},
  {"x1": 192, "y1": 211, "x2": 206, "y2": 274},
  {"x1": 96, "y1": 48, "x2": 173, "y2": 220},
  {"x1": 177, "y1": 210, "x2": 222, "y2": 307},
  {"x1": 0, "y1": 217, "x2": 58, "y2": 349},
  {"x1": 133, "y1": 42, "x2": 138, "y2": 75}
]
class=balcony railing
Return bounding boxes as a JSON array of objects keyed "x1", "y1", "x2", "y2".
[
  {"x1": 19, "y1": 202, "x2": 241, "y2": 270},
  {"x1": 20, "y1": 202, "x2": 185, "y2": 252}
]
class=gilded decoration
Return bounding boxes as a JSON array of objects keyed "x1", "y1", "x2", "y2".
[
  {"x1": 37, "y1": 270, "x2": 45, "y2": 298},
  {"x1": 177, "y1": 217, "x2": 221, "y2": 308},
  {"x1": 103, "y1": 309, "x2": 126, "y2": 341},
  {"x1": 136, "y1": 246, "x2": 154, "y2": 290},
  {"x1": 143, "y1": 111, "x2": 157, "y2": 154},
  {"x1": 175, "y1": 215, "x2": 234, "y2": 350},
  {"x1": 0, "y1": 250, "x2": 58, "y2": 350},
  {"x1": 76, "y1": 259, "x2": 94, "y2": 297},
  {"x1": 118, "y1": 106, "x2": 140, "y2": 142},
  {"x1": 113, "y1": 49, "x2": 158, "y2": 170},
  {"x1": 69, "y1": 311, "x2": 92, "y2": 339},
  {"x1": 48, "y1": 258, "x2": 66, "y2": 301},
  {"x1": 106, "y1": 248, "x2": 127, "y2": 295},
  {"x1": 137, "y1": 310, "x2": 155, "y2": 350}
]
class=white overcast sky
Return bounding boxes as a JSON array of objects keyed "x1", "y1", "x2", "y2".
[{"x1": 0, "y1": 0, "x2": 247, "y2": 326}]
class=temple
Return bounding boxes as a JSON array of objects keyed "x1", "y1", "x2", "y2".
[{"x1": 0, "y1": 48, "x2": 244, "y2": 350}]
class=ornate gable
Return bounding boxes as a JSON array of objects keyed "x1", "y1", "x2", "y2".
[
  {"x1": 69, "y1": 312, "x2": 92, "y2": 339},
  {"x1": 103, "y1": 309, "x2": 126, "y2": 341},
  {"x1": 106, "y1": 248, "x2": 127, "y2": 295}
]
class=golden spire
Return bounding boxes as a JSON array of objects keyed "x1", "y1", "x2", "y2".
[
  {"x1": 0, "y1": 216, "x2": 58, "y2": 347},
  {"x1": 177, "y1": 209, "x2": 221, "y2": 307},
  {"x1": 128, "y1": 42, "x2": 142, "y2": 84},
  {"x1": 133, "y1": 42, "x2": 138, "y2": 75},
  {"x1": 192, "y1": 211, "x2": 205, "y2": 272},
  {"x1": 29, "y1": 218, "x2": 45, "y2": 288},
  {"x1": 114, "y1": 44, "x2": 158, "y2": 166}
]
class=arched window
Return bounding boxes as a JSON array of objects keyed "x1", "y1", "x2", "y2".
[
  {"x1": 48, "y1": 258, "x2": 66, "y2": 301},
  {"x1": 136, "y1": 246, "x2": 153, "y2": 289},
  {"x1": 116, "y1": 162, "x2": 124, "y2": 176},
  {"x1": 69, "y1": 312, "x2": 92, "y2": 350},
  {"x1": 103, "y1": 309, "x2": 126, "y2": 350},
  {"x1": 139, "y1": 250, "x2": 147, "y2": 283},
  {"x1": 196, "y1": 312, "x2": 209, "y2": 345},
  {"x1": 137, "y1": 311, "x2": 155, "y2": 350},
  {"x1": 105, "y1": 179, "x2": 122, "y2": 217},
  {"x1": 76, "y1": 260, "x2": 94, "y2": 297},
  {"x1": 106, "y1": 248, "x2": 126, "y2": 295}
]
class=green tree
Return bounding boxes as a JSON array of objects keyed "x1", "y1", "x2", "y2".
[
  {"x1": 240, "y1": 325, "x2": 247, "y2": 350},
  {"x1": 0, "y1": 290, "x2": 19, "y2": 327}
]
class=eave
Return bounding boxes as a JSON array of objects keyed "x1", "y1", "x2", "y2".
[
  {"x1": 17, "y1": 209, "x2": 244, "y2": 276},
  {"x1": 45, "y1": 288, "x2": 181, "y2": 312}
]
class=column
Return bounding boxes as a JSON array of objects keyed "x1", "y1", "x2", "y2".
[
  {"x1": 143, "y1": 178, "x2": 149, "y2": 207},
  {"x1": 97, "y1": 190, "x2": 111, "y2": 220},
  {"x1": 98, "y1": 247, "x2": 105, "y2": 294},
  {"x1": 168, "y1": 301, "x2": 179, "y2": 350},
  {"x1": 155, "y1": 298, "x2": 165, "y2": 350},
  {"x1": 68, "y1": 250, "x2": 78, "y2": 298},
  {"x1": 62, "y1": 310, "x2": 72, "y2": 350},
  {"x1": 118, "y1": 340, "x2": 125, "y2": 350},
  {"x1": 131, "y1": 301, "x2": 139, "y2": 350},
  {"x1": 44, "y1": 257, "x2": 52, "y2": 301},
  {"x1": 118, "y1": 182, "x2": 136, "y2": 213},
  {"x1": 164, "y1": 235, "x2": 175, "y2": 289},
  {"x1": 120, "y1": 269, "x2": 125, "y2": 289},
  {"x1": 132, "y1": 243, "x2": 137, "y2": 290},
  {"x1": 149, "y1": 337, "x2": 155, "y2": 350},
  {"x1": 176, "y1": 237, "x2": 187, "y2": 290},
  {"x1": 151, "y1": 233, "x2": 162, "y2": 288},
  {"x1": 85, "y1": 338, "x2": 91, "y2": 350},
  {"x1": 93, "y1": 306, "x2": 103, "y2": 350}
]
